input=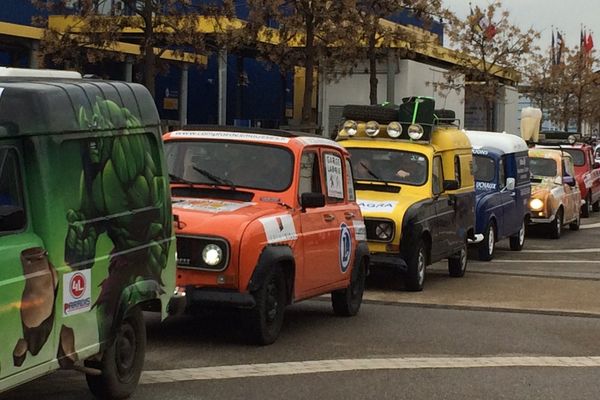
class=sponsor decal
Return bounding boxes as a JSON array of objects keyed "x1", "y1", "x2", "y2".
[
  {"x1": 324, "y1": 154, "x2": 344, "y2": 199},
  {"x1": 472, "y1": 148, "x2": 489, "y2": 155},
  {"x1": 357, "y1": 200, "x2": 398, "y2": 213},
  {"x1": 170, "y1": 130, "x2": 290, "y2": 143},
  {"x1": 476, "y1": 181, "x2": 497, "y2": 191},
  {"x1": 584, "y1": 173, "x2": 593, "y2": 189},
  {"x1": 173, "y1": 198, "x2": 254, "y2": 213},
  {"x1": 339, "y1": 223, "x2": 352, "y2": 273},
  {"x1": 260, "y1": 214, "x2": 298, "y2": 243},
  {"x1": 63, "y1": 269, "x2": 92, "y2": 316},
  {"x1": 353, "y1": 220, "x2": 367, "y2": 241}
]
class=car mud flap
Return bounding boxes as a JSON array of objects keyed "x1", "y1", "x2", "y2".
[{"x1": 353, "y1": 242, "x2": 370, "y2": 278}]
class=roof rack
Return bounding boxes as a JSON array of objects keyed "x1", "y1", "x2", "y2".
[{"x1": 180, "y1": 124, "x2": 323, "y2": 139}]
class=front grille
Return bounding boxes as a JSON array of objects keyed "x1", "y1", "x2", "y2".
[
  {"x1": 364, "y1": 218, "x2": 395, "y2": 243},
  {"x1": 176, "y1": 236, "x2": 230, "y2": 271}
]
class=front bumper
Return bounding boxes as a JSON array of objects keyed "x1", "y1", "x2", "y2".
[
  {"x1": 370, "y1": 253, "x2": 408, "y2": 272},
  {"x1": 530, "y1": 214, "x2": 555, "y2": 224},
  {"x1": 181, "y1": 286, "x2": 256, "y2": 309}
]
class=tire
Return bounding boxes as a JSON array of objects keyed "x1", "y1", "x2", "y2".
[
  {"x1": 582, "y1": 194, "x2": 591, "y2": 218},
  {"x1": 549, "y1": 208, "x2": 563, "y2": 239},
  {"x1": 342, "y1": 104, "x2": 399, "y2": 124},
  {"x1": 85, "y1": 306, "x2": 146, "y2": 400},
  {"x1": 477, "y1": 222, "x2": 495, "y2": 261},
  {"x1": 243, "y1": 267, "x2": 286, "y2": 345},
  {"x1": 448, "y1": 242, "x2": 467, "y2": 277},
  {"x1": 509, "y1": 220, "x2": 526, "y2": 251},
  {"x1": 593, "y1": 200, "x2": 600, "y2": 212},
  {"x1": 404, "y1": 239, "x2": 427, "y2": 291},
  {"x1": 569, "y1": 211, "x2": 581, "y2": 231},
  {"x1": 332, "y1": 259, "x2": 366, "y2": 317}
]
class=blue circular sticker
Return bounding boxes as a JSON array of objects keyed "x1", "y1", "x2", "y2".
[{"x1": 339, "y1": 223, "x2": 352, "y2": 273}]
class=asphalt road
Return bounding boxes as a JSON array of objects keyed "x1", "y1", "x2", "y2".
[{"x1": 5, "y1": 214, "x2": 600, "y2": 400}]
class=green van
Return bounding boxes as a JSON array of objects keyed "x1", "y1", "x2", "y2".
[{"x1": 0, "y1": 68, "x2": 176, "y2": 398}]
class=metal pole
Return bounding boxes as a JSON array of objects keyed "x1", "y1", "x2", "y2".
[
  {"x1": 218, "y1": 49, "x2": 228, "y2": 125},
  {"x1": 124, "y1": 56, "x2": 134, "y2": 82},
  {"x1": 179, "y1": 64, "x2": 189, "y2": 128},
  {"x1": 29, "y1": 42, "x2": 39, "y2": 69}
]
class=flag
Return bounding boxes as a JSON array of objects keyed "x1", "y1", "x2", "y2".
[{"x1": 585, "y1": 33, "x2": 594, "y2": 54}]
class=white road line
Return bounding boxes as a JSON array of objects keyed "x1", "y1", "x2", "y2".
[
  {"x1": 490, "y1": 259, "x2": 600, "y2": 264},
  {"x1": 517, "y1": 248, "x2": 600, "y2": 254},
  {"x1": 581, "y1": 222, "x2": 600, "y2": 230},
  {"x1": 140, "y1": 356, "x2": 600, "y2": 384}
]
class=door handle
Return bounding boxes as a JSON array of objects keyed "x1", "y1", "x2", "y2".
[
  {"x1": 344, "y1": 212, "x2": 355, "y2": 219},
  {"x1": 324, "y1": 214, "x2": 335, "y2": 222}
]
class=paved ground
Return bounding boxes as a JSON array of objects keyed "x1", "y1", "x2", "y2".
[{"x1": 4, "y1": 214, "x2": 600, "y2": 400}]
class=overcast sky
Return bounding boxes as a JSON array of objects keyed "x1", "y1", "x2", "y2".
[{"x1": 445, "y1": 0, "x2": 599, "y2": 52}]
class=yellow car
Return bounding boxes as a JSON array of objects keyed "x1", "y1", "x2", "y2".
[
  {"x1": 337, "y1": 98, "x2": 475, "y2": 291},
  {"x1": 528, "y1": 148, "x2": 581, "y2": 238}
]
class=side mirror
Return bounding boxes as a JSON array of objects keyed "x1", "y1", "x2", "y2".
[
  {"x1": 505, "y1": 177, "x2": 516, "y2": 191},
  {"x1": 594, "y1": 162, "x2": 600, "y2": 169},
  {"x1": 443, "y1": 180, "x2": 459, "y2": 191},
  {"x1": 563, "y1": 175, "x2": 576, "y2": 187},
  {"x1": 301, "y1": 192, "x2": 326, "y2": 210},
  {"x1": 0, "y1": 205, "x2": 26, "y2": 231}
]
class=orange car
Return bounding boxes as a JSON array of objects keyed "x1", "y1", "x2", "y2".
[{"x1": 164, "y1": 127, "x2": 369, "y2": 344}]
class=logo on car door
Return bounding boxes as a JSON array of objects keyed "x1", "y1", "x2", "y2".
[{"x1": 339, "y1": 223, "x2": 352, "y2": 273}]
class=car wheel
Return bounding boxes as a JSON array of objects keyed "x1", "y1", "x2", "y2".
[
  {"x1": 549, "y1": 208, "x2": 563, "y2": 239},
  {"x1": 244, "y1": 267, "x2": 286, "y2": 345},
  {"x1": 332, "y1": 259, "x2": 366, "y2": 317},
  {"x1": 593, "y1": 200, "x2": 600, "y2": 212},
  {"x1": 448, "y1": 241, "x2": 468, "y2": 277},
  {"x1": 85, "y1": 306, "x2": 146, "y2": 400},
  {"x1": 477, "y1": 222, "x2": 495, "y2": 261},
  {"x1": 509, "y1": 220, "x2": 526, "y2": 251},
  {"x1": 582, "y1": 194, "x2": 592, "y2": 218},
  {"x1": 405, "y1": 239, "x2": 427, "y2": 291},
  {"x1": 569, "y1": 212, "x2": 581, "y2": 231}
]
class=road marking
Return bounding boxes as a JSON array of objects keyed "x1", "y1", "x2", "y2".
[
  {"x1": 581, "y1": 222, "x2": 600, "y2": 230},
  {"x1": 517, "y1": 248, "x2": 600, "y2": 254},
  {"x1": 140, "y1": 356, "x2": 600, "y2": 384},
  {"x1": 490, "y1": 259, "x2": 600, "y2": 264}
]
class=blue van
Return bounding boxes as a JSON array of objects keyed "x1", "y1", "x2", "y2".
[{"x1": 465, "y1": 131, "x2": 531, "y2": 260}]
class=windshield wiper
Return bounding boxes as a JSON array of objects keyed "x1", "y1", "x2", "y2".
[
  {"x1": 169, "y1": 173, "x2": 196, "y2": 186},
  {"x1": 193, "y1": 166, "x2": 237, "y2": 191},
  {"x1": 359, "y1": 162, "x2": 389, "y2": 186}
]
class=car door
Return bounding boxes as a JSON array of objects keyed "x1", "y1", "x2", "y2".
[
  {"x1": 431, "y1": 155, "x2": 454, "y2": 260},
  {"x1": 562, "y1": 158, "x2": 580, "y2": 222},
  {"x1": 0, "y1": 143, "x2": 53, "y2": 381},
  {"x1": 297, "y1": 149, "x2": 338, "y2": 293},
  {"x1": 497, "y1": 156, "x2": 517, "y2": 237}
]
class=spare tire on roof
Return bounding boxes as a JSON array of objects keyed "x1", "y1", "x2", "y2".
[
  {"x1": 342, "y1": 105, "x2": 399, "y2": 124},
  {"x1": 434, "y1": 109, "x2": 456, "y2": 121}
]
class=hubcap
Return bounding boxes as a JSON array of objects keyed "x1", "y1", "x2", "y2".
[
  {"x1": 556, "y1": 214, "x2": 561, "y2": 234},
  {"x1": 488, "y1": 226, "x2": 495, "y2": 254},
  {"x1": 417, "y1": 249, "x2": 425, "y2": 285},
  {"x1": 116, "y1": 324, "x2": 136, "y2": 378},
  {"x1": 460, "y1": 248, "x2": 467, "y2": 271},
  {"x1": 519, "y1": 222, "x2": 525, "y2": 245},
  {"x1": 266, "y1": 280, "x2": 279, "y2": 323}
]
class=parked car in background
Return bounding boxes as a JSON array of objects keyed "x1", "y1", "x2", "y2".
[
  {"x1": 465, "y1": 131, "x2": 531, "y2": 261},
  {"x1": 0, "y1": 68, "x2": 176, "y2": 398},
  {"x1": 164, "y1": 126, "x2": 369, "y2": 345},
  {"x1": 336, "y1": 98, "x2": 475, "y2": 291},
  {"x1": 528, "y1": 148, "x2": 581, "y2": 239}
]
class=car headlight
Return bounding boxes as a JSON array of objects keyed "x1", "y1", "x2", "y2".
[
  {"x1": 365, "y1": 121, "x2": 380, "y2": 137},
  {"x1": 407, "y1": 124, "x2": 424, "y2": 140},
  {"x1": 342, "y1": 120, "x2": 357, "y2": 136},
  {"x1": 202, "y1": 244, "x2": 223, "y2": 266},
  {"x1": 387, "y1": 121, "x2": 402, "y2": 138},
  {"x1": 375, "y1": 222, "x2": 393, "y2": 240},
  {"x1": 530, "y1": 198, "x2": 544, "y2": 211}
]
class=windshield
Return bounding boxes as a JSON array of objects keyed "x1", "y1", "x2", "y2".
[
  {"x1": 165, "y1": 140, "x2": 294, "y2": 192},
  {"x1": 347, "y1": 148, "x2": 428, "y2": 186},
  {"x1": 563, "y1": 149, "x2": 585, "y2": 166},
  {"x1": 530, "y1": 157, "x2": 557, "y2": 177},
  {"x1": 473, "y1": 155, "x2": 495, "y2": 182}
]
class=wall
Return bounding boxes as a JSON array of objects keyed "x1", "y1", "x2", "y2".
[{"x1": 496, "y1": 85, "x2": 519, "y2": 134}]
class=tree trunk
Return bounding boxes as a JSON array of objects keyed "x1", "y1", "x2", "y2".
[
  {"x1": 301, "y1": 16, "x2": 315, "y2": 124},
  {"x1": 368, "y1": 30, "x2": 378, "y2": 105},
  {"x1": 142, "y1": 0, "x2": 156, "y2": 98}
]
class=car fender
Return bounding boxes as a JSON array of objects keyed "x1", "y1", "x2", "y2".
[{"x1": 247, "y1": 245, "x2": 295, "y2": 292}]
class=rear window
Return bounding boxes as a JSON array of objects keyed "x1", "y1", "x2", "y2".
[
  {"x1": 530, "y1": 157, "x2": 557, "y2": 177},
  {"x1": 473, "y1": 155, "x2": 495, "y2": 182},
  {"x1": 563, "y1": 149, "x2": 585, "y2": 166}
]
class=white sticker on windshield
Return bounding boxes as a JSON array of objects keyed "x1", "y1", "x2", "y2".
[
  {"x1": 357, "y1": 200, "x2": 398, "y2": 213},
  {"x1": 260, "y1": 214, "x2": 298, "y2": 243},
  {"x1": 325, "y1": 153, "x2": 344, "y2": 199},
  {"x1": 173, "y1": 198, "x2": 254, "y2": 213},
  {"x1": 170, "y1": 131, "x2": 290, "y2": 143}
]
